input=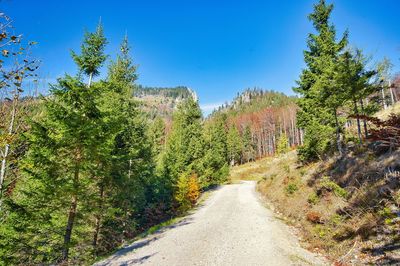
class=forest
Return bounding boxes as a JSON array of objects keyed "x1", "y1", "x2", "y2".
[
  {"x1": 0, "y1": 0, "x2": 400, "y2": 265},
  {"x1": 0, "y1": 16, "x2": 232, "y2": 265}
]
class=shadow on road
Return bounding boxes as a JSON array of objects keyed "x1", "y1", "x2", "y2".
[
  {"x1": 118, "y1": 253, "x2": 158, "y2": 265},
  {"x1": 96, "y1": 217, "x2": 195, "y2": 265},
  {"x1": 96, "y1": 186, "x2": 223, "y2": 265}
]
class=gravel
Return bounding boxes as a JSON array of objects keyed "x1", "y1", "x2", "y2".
[{"x1": 95, "y1": 181, "x2": 327, "y2": 266}]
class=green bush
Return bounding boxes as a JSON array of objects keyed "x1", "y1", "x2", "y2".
[
  {"x1": 307, "y1": 192, "x2": 319, "y2": 204},
  {"x1": 320, "y1": 176, "x2": 348, "y2": 198},
  {"x1": 299, "y1": 169, "x2": 307, "y2": 176},
  {"x1": 285, "y1": 183, "x2": 298, "y2": 195},
  {"x1": 277, "y1": 133, "x2": 290, "y2": 155},
  {"x1": 297, "y1": 122, "x2": 335, "y2": 162},
  {"x1": 175, "y1": 172, "x2": 200, "y2": 212},
  {"x1": 283, "y1": 164, "x2": 290, "y2": 173}
]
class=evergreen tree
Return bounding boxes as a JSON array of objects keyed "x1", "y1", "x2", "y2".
[
  {"x1": 162, "y1": 97, "x2": 204, "y2": 202},
  {"x1": 0, "y1": 76, "x2": 105, "y2": 264},
  {"x1": 108, "y1": 34, "x2": 138, "y2": 89},
  {"x1": 148, "y1": 116, "x2": 166, "y2": 167},
  {"x1": 71, "y1": 21, "x2": 108, "y2": 87},
  {"x1": 227, "y1": 125, "x2": 242, "y2": 166},
  {"x1": 242, "y1": 125, "x2": 255, "y2": 163},
  {"x1": 93, "y1": 35, "x2": 154, "y2": 253},
  {"x1": 277, "y1": 132, "x2": 290, "y2": 155},
  {"x1": 336, "y1": 49, "x2": 375, "y2": 144},
  {"x1": 201, "y1": 113, "x2": 229, "y2": 187},
  {"x1": 294, "y1": 0, "x2": 348, "y2": 161}
]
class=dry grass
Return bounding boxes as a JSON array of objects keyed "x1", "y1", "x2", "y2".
[
  {"x1": 375, "y1": 102, "x2": 400, "y2": 120},
  {"x1": 231, "y1": 148, "x2": 400, "y2": 264}
]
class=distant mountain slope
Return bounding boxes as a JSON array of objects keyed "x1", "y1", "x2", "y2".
[
  {"x1": 208, "y1": 88, "x2": 300, "y2": 160},
  {"x1": 134, "y1": 85, "x2": 196, "y2": 118},
  {"x1": 211, "y1": 88, "x2": 296, "y2": 117}
]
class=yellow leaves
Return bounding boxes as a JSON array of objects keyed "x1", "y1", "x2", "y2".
[
  {"x1": 187, "y1": 174, "x2": 200, "y2": 205},
  {"x1": 2, "y1": 49, "x2": 9, "y2": 57},
  {"x1": 0, "y1": 134, "x2": 15, "y2": 147},
  {"x1": 175, "y1": 172, "x2": 200, "y2": 211}
]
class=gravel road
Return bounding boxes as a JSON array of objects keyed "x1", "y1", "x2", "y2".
[{"x1": 95, "y1": 181, "x2": 327, "y2": 266}]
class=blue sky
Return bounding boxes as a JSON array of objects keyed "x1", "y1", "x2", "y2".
[{"x1": 2, "y1": 0, "x2": 400, "y2": 114}]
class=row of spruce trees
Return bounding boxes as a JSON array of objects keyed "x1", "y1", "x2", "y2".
[{"x1": 0, "y1": 23, "x2": 230, "y2": 265}]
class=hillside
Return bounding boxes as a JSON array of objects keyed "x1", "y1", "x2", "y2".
[
  {"x1": 231, "y1": 146, "x2": 400, "y2": 264},
  {"x1": 134, "y1": 85, "x2": 196, "y2": 119},
  {"x1": 211, "y1": 88, "x2": 296, "y2": 117},
  {"x1": 208, "y1": 88, "x2": 300, "y2": 162}
]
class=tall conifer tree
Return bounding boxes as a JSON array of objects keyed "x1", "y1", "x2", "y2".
[
  {"x1": 294, "y1": 0, "x2": 348, "y2": 160},
  {"x1": 71, "y1": 21, "x2": 108, "y2": 87}
]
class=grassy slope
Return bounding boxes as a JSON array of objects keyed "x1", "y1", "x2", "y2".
[
  {"x1": 375, "y1": 102, "x2": 400, "y2": 120},
  {"x1": 231, "y1": 149, "x2": 400, "y2": 265}
]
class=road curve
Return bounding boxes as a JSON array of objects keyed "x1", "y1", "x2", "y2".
[{"x1": 95, "y1": 181, "x2": 327, "y2": 266}]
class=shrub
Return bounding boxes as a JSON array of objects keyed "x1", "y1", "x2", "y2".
[
  {"x1": 320, "y1": 176, "x2": 348, "y2": 198},
  {"x1": 297, "y1": 122, "x2": 335, "y2": 162},
  {"x1": 277, "y1": 133, "x2": 290, "y2": 155},
  {"x1": 283, "y1": 164, "x2": 290, "y2": 174},
  {"x1": 299, "y1": 169, "x2": 307, "y2": 176},
  {"x1": 175, "y1": 172, "x2": 200, "y2": 211},
  {"x1": 307, "y1": 192, "x2": 319, "y2": 204},
  {"x1": 329, "y1": 214, "x2": 343, "y2": 226},
  {"x1": 285, "y1": 183, "x2": 298, "y2": 195},
  {"x1": 187, "y1": 174, "x2": 200, "y2": 205},
  {"x1": 307, "y1": 211, "x2": 323, "y2": 223}
]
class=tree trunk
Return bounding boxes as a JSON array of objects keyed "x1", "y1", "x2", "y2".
[
  {"x1": 381, "y1": 87, "x2": 387, "y2": 109},
  {"x1": 62, "y1": 160, "x2": 80, "y2": 261},
  {"x1": 0, "y1": 89, "x2": 19, "y2": 205},
  {"x1": 353, "y1": 99, "x2": 362, "y2": 144},
  {"x1": 0, "y1": 144, "x2": 10, "y2": 200},
  {"x1": 88, "y1": 72, "x2": 93, "y2": 88},
  {"x1": 334, "y1": 110, "x2": 343, "y2": 156},
  {"x1": 389, "y1": 80, "x2": 395, "y2": 105},
  {"x1": 360, "y1": 99, "x2": 368, "y2": 139}
]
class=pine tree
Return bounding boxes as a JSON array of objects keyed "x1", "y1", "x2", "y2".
[
  {"x1": 227, "y1": 125, "x2": 242, "y2": 166},
  {"x1": 0, "y1": 22, "x2": 110, "y2": 264},
  {"x1": 336, "y1": 49, "x2": 375, "y2": 144},
  {"x1": 202, "y1": 113, "x2": 229, "y2": 186},
  {"x1": 277, "y1": 132, "x2": 290, "y2": 155},
  {"x1": 148, "y1": 116, "x2": 166, "y2": 167},
  {"x1": 1, "y1": 76, "x2": 105, "y2": 264},
  {"x1": 162, "y1": 96, "x2": 204, "y2": 201},
  {"x1": 294, "y1": 0, "x2": 348, "y2": 161},
  {"x1": 71, "y1": 21, "x2": 108, "y2": 87},
  {"x1": 93, "y1": 35, "x2": 154, "y2": 253},
  {"x1": 242, "y1": 125, "x2": 255, "y2": 163},
  {"x1": 108, "y1": 34, "x2": 138, "y2": 90}
]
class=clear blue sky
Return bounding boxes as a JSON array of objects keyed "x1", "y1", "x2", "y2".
[{"x1": 2, "y1": 0, "x2": 400, "y2": 114}]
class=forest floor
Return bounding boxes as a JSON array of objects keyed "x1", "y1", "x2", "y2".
[{"x1": 94, "y1": 181, "x2": 327, "y2": 266}]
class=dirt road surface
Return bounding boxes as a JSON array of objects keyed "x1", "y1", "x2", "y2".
[{"x1": 95, "y1": 181, "x2": 327, "y2": 266}]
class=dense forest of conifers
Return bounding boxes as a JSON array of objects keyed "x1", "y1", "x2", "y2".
[{"x1": 0, "y1": 0, "x2": 400, "y2": 265}]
